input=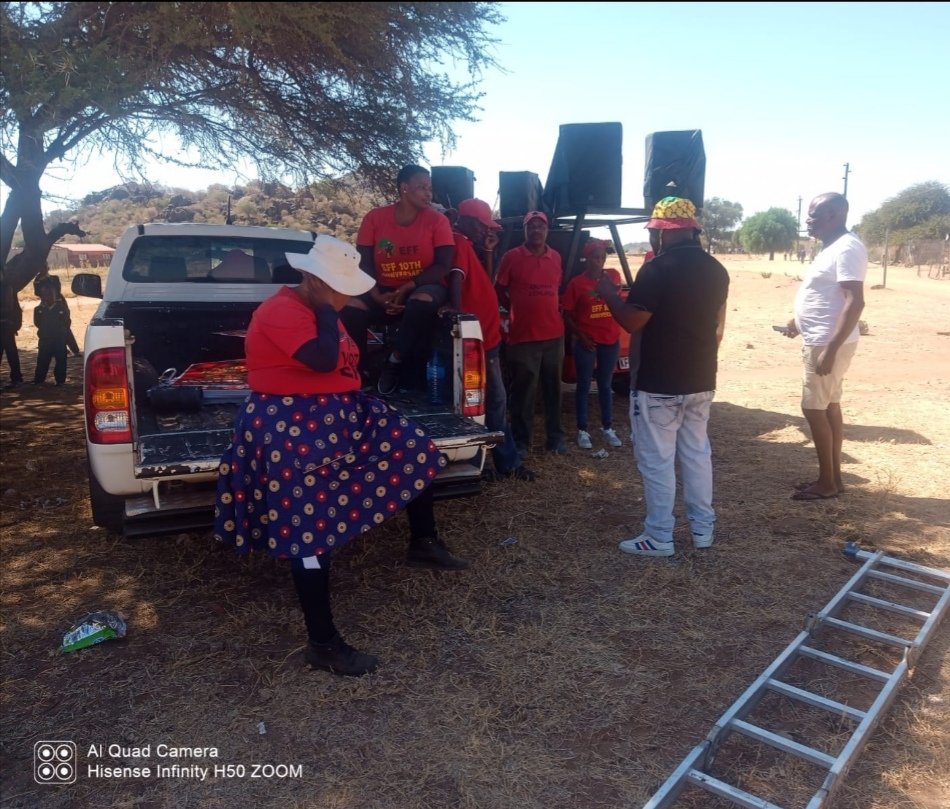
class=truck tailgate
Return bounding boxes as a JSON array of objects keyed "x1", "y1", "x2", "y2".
[
  {"x1": 136, "y1": 403, "x2": 237, "y2": 476},
  {"x1": 135, "y1": 404, "x2": 502, "y2": 478},
  {"x1": 409, "y1": 413, "x2": 503, "y2": 451}
]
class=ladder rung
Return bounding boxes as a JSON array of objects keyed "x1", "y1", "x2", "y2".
[
  {"x1": 730, "y1": 718, "x2": 836, "y2": 768},
  {"x1": 868, "y1": 569, "x2": 946, "y2": 595},
  {"x1": 847, "y1": 590, "x2": 931, "y2": 620},
  {"x1": 686, "y1": 768, "x2": 789, "y2": 808},
  {"x1": 822, "y1": 616, "x2": 912, "y2": 648},
  {"x1": 765, "y1": 678, "x2": 867, "y2": 722},
  {"x1": 799, "y1": 645, "x2": 891, "y2": 681},
  {"x1": 875, "y1": 554, "x2": 950, "y2": 582}
]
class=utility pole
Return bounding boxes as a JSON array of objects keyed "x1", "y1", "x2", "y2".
[
  {"x1": 842, "y1": 163, "x2": 850, "y2": 198},
  {"x1": 882, "y1": 228, "x2": 888, "y2": 288},
  {"x1": 796, "y1": 196, "x2": 802, "y2": 253}
]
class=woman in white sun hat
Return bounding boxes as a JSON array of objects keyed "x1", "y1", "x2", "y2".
[{"x1": 213, "y1": 235, "x2": 468, "y2": 678}]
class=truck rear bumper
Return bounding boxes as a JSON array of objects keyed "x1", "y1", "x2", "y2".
[{"x1": 119, "y1": 451, "x2": 489, "y2": 537}]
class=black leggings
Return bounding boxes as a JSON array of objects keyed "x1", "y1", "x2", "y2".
[
  {"x1": 289, "y1": 488, "x2": 436, "y2": 643},
  {"x1": 290, "y1": 557, "x2": 335, "y2": 644},
  {"x1": 406, "y1": 487, "x2": 437, "y2": 539}
]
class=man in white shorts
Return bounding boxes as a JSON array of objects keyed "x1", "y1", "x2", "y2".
[{"x1": 784, "y1": 192, "x2": 867, "y2": 501}]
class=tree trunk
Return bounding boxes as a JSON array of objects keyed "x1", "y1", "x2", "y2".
[
  {"x1": 1, "y1": 162, "x2": 86, "y2": 294},
  {"x1": 1, "y1": 130, "x2": 49, "y2": 288},
  {"x1": 769, "y1": 251, "x2": 775, "y2": 260},
  {"x1": 0, "y1": 186, "x2": 23, "y2": 264}
]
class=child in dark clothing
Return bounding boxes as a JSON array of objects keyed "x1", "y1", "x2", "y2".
[
  {"x1": 33, "y1": 279, "x2": 71, "y2": 386},
  {"x1": 33, "y1": 268, "x2": 81, "y2": 356}
]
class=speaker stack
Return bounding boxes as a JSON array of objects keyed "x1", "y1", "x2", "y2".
[
  {"x1": 498, "y1": 171, "x2": 545, "y2": 219},
  {"x1": 643, "y1": 130, "x2": 706, "y2": 213},
  {"x1": 542, "y1": 122, "x2": 623, "y2": 217},
  {"x1": 431, "y1": 166, "x2": 476, "y2": 209}
]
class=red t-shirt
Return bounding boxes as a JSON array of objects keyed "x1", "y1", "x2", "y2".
[
  {"x1": 495, "y1": 244, "x2": 564, "y2": 344},
  {"x1": 246, "y1": 287, "x2": 360, "y2": 394},
  {"x1": 356, "y1": 204, "x2": 455, "y2": 289},
  {"x1": 561, "y1": 270, "x2": 622, "y2": 345},
  {"x1": 445, "y1": 233, "x2": 501, "y2": 351}
]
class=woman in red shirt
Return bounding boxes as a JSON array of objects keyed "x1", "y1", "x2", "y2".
[
  {"x1": 561, "y1": 239, "x2": 624, "y2": 450},
  {"x1": 214, "y1": 236, "x2": 467, "y2": 679},
  {"x1": 342, "y1": 164, "x2": 455, "y2": 393}
]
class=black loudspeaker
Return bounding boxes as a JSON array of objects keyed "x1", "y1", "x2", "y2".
[
  {"x1": 547, "y1": 229, "x2": 591, "y2": 281},
  {"x1": 643, "y1": 130, "x2": 706, "y2": 213},
  {"x1": 431, "y1": 166, "x2": 475, "y2": 209},
  {"x1": 499, "y1": 171, "x2": 544, "y2": 219},
  {"x1": 543, "y1": 122, "x2": 623, "y2": 216}
]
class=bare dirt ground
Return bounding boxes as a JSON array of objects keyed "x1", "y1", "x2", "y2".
[{"x1": 1, "y1": 255, "x2": 948, "y2": 809}]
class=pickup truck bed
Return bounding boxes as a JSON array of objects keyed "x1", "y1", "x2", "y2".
[{"x1": 74, "y1": 223, "x2": 501, "y2": 538}]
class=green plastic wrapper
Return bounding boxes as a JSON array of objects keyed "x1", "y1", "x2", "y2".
[{"x1": 59, "y1": 611, "x2": 128, "y2": 653}]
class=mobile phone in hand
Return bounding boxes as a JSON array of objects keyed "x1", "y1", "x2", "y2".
[{"x1": 773, "y1": 325, "x2": 791, "y2": 336}]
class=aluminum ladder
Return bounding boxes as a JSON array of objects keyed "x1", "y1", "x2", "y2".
[{"x1": 643, "y1": 542, "x2": 950, "y2": 809}]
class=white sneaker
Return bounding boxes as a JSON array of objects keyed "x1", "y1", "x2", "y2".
[
  {"x1": 577, "y1": 430, "x2": 592, "y2": 449},
  {"x1": 601, "y1": 427, "x2": 622, "y2": 447},
  {"x1": 619, "y1": 533, "x2": 675, "y2": 557},
  {"x1": 692, "y1": 531, "x2": 714, "y2": 549}
]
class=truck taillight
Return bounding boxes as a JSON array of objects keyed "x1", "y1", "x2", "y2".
[
  {"x1": 86, "y1": 347, "x2": 133, "y2": 444},
  {"x1": 461, "y1": 338, "x2": 485, "y2": 417}
]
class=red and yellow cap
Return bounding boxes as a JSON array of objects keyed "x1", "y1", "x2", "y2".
[{"x1": 647, "y1": 196, "x2": 701, "y2": 230}]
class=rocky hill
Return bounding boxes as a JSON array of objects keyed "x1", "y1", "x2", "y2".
[{"x1": 39, "y1": 177, "x2": 387, "y2": 249}]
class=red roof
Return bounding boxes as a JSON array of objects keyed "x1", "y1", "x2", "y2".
[{"x1": 55, "y1": 243, "x2": 115, "y2": 252}]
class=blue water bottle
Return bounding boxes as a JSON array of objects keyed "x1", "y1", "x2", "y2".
[{"x1": 427, "y1": 350, "x2": 447, "y2": 405}]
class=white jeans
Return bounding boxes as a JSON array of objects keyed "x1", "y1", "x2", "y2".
[{"x1": 629, "y1": 390, "x2": 716, "y2": 543}]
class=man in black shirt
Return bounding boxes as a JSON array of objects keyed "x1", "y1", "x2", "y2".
[{"x1": 598, "y1": 197, "x2": 729, "y2": 557}]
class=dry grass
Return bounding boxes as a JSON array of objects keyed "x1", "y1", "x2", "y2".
[{"x1": 1, "y1": 255, "x2": 948, "y2": 809}]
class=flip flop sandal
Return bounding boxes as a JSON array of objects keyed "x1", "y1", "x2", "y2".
[
  {"x1": 794, "y1": 481, "x2": 846, "y2": 492},
  {"x1": 791, "y1": 489, "x2": 839, "y2": 501}
]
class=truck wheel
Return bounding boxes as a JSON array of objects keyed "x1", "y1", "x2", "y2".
[
  {"x1": 611, "y1": 374, "x2": 631, "y2": 396},
  {"x1": 87, "y1": 462, "x2": 126, "y2": 536}
]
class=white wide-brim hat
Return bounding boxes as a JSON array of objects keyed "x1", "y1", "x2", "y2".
[{"x1": 286, "y1": 235, "x2": 375, "y2": 297}]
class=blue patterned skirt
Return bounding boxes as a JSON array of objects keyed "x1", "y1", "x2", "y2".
[{"x1": 213, "y1": 391, "x2": 446, "y2": 559}]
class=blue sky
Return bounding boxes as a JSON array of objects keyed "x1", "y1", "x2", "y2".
[{"x1": 32, "y1": 2, "x2": 950, "y2": 243}]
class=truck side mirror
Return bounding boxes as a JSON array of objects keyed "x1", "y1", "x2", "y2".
[{"x1": 71, "y1": 272, "x2": 103, "y2": 299}]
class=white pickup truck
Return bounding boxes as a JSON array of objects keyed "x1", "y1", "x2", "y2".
[{"x1": 72, "y1": 222, "x2": 501, "y2": 538}]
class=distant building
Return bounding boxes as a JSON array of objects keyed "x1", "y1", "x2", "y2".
[{"x1": 48, "y1": 243, "x2": 115, "y2": 269}]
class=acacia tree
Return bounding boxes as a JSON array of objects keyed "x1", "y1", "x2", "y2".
[
  {"x1": 701, "y1": 197, "x2": 743, "y2": 253},
  {"x1": 738, "y1": 208, "x2": 799, "y2": 260},
  {"x1": 856, "y1": 181, "x2": 950, "y2": 246},
  {"x1": 0, "y1": 1, "x2": 503, "y2": 290}
]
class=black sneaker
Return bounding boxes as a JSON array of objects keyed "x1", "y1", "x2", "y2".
[
  {"x1": 406, "y1": 535, "x2": 469, "y2": 571},
  {"x1": 304, "y1": 635, "x2": 379, "y2": 677},
  {"x1": 377, "y1": 359, "x2": 401, "y2": 395}
]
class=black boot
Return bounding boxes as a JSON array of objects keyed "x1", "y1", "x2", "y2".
[
  {"x1": 304, "y1": 635, "x2": 379, "y2": 677},
  {"x1": 406, "y1": 535, "x2": 470, "y2": 571}
]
